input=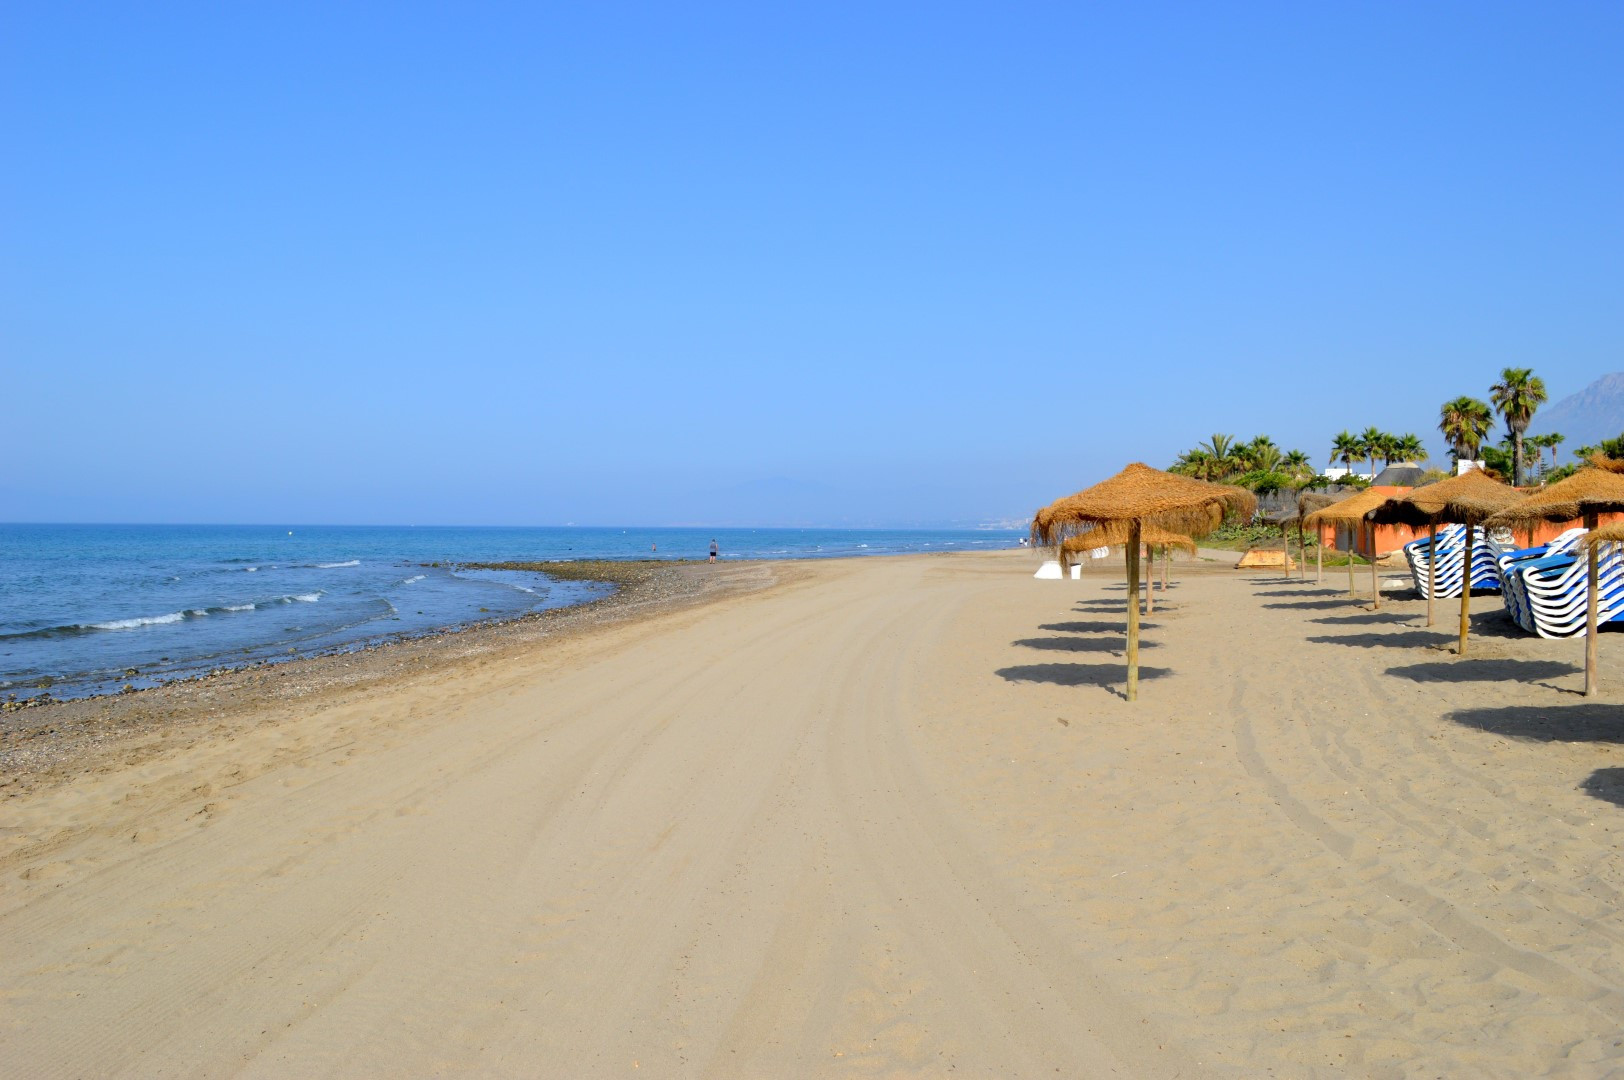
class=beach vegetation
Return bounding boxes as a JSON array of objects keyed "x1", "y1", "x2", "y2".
[
  {"x1": 1395, "y1": 433, "x2": 1427, "y2": 464},
  {"x1": 1170, "y1": 434, "x2": 1317, "y2": 490},
  {"x1": 1358, "y1": 427, "x2": 1389, "y2": 479},
  {"x1": 1439, "y1": 396, "x2": 1494, "y2": 465},
  {"x1": 1489, "y1": 367, "x2": 1548, "y2": 486},
  {"x1": 1330, "y1": 430, "x2": 1360, "y2": 477}
]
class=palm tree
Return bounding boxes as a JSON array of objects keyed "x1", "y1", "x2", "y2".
[
  {"x1": 1378, "y1": 431, "x2": 1400, "y2": 468},
  {"x1": 1252, "y1": 444, "x2": 1284, "y2": 475},
  {"x1": 1545, "y1": 432, "x2": 1565, "y2": 474},
  {"x1": 1489, "y1": 367, "x2": 1548, "y2": 486},
  {"x1": 1170, "y1": 449, "x2": 1215, "y2": 480},
  {"x1": 1525, "y1": 433, "x2": 1551, "y2": 478},
  {"x1": 1438, "y1": 397, "x2": 1493, "y2": 467},
  {"x1": 1358, "y1": 426, "x2": 1386, "y2": 482},
  {"x1": 1330, "y1": 430, "x2": 1360, "y2": 478},
  {"x1": 1198, "y1": 434, "x2": 1238, "y2": 479},
  {"x1": 1283, "y1": 449, "x2": 1311, "y2": 480},
  {"x1": 1395, "y1": 433, "x2": 1426, "y2": 464}
]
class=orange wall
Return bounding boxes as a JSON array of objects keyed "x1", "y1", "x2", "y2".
[{"x1": 1313, "y1": 486, "x2": 1624, "y2": 556}]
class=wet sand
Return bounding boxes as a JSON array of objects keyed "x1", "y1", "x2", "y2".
[{"x1": 2, "y1": 549, "x2": 1622, "y2": 1077}]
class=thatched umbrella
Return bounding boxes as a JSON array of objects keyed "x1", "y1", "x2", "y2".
[
  {"x1": 1485, "y1": 465, "x2": 1624, "y2": 695},
  {"x1": 1303, "y1": 487, "x2": 1390, "y2": 600},
  {"x1": 1064, "y1": 526, "x2": 1197, "y2": 613},
  {"x1": 1299, "y1": 491, "x2": 1350, "y2": 582},
  {"x1": 1370, "y1": 468, "x2": 1521, "y2": 639},
  {"x1": 1034, "y1": 463, "x2": 1255, "y2": 701}
]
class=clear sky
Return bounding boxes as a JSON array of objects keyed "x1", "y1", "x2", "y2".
[{"x1": 5, "y1": 3, "x2": 1621, "y2": 526}]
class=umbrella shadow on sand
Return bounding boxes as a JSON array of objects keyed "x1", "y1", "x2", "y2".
[
  {"x1": 1306, "y1": 630, "x2": 1451, "y2": 650},
  {"x1": 1309, "y1": 611, "x2": 1415, "y2": 626},
  {"x1": 1581, "y1": 768, "x2": 1624, "y2": 809},
  {"x1": 1013, "y1": 636, "x2": 1160, "y2": 654},
  {"x1": 1073, "y1": 600, "x2": 1134, "y2": 613},
  {"x1": 1387, "y1": 659, "x2": 1579, "y2": 693},
  {"x1": 1255, "y1": 588, "x2": 1343, "y2": 598},
  {"x1": 1446, "y1": 703, "x2": 1624, "y2": 744},
  {"x1": 1262, "y1": 599, "x2": 1363, "y2": 611},
  {"x1": 1040, "y1": 621, "x2": 1157, "y2": 634},
  {"x1": 997, "y1": 663, "x2": 1171, "y2": 699}
]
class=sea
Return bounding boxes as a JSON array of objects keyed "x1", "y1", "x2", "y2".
[{"x1": 0, "y1": 524, "x2": 1024, "y2": 702}]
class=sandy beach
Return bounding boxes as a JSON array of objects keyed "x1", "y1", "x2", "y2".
[{"x1": 3, "y1": 548, "x2": 1623, "y2": 1077}]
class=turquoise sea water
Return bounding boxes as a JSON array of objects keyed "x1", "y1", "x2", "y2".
[{"x1": 0, "y1": 524, "x2": 1022, "y2": 701}]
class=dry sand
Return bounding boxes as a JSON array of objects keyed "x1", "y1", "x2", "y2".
[{"x1": 3, "y1": 549, "x2": 1623, "y2": 1077}]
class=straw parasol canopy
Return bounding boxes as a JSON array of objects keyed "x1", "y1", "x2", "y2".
[
  {"x1": 1298, "y1": 490, "x2": 1349, "y2": 518},
  {"x1": 1303, "y1": 488, "x2": 1390, "y2": 600},
  {"x1": 1486, "y1": 466, "x2": 1624, "y2": 696},
  {"x1": 1032, "y1": 463, "x2": 1255, "y2": 701},
  {"x1": 1369, "y1": 468, "x2": 1522, "y2": 637},
  {"x1": 1296, "y1": 490, "x2": 1349, "y2": 583},
  {"x1": 1301, "y1": 486, "x2": 1390, "y2": 528},
  {"x1": 1581, "y1": 522, "x2": 1624, "y2": 549},
  {"x1": 1061, "y1": 524, "x2": 1197, "y2": 557},
  {"x1": 1032, "y1": 463, "x2": 1254, "y2": 546},
  {"x1": 1486, "y1": 467, "x2": 1624, "y2": 530}
]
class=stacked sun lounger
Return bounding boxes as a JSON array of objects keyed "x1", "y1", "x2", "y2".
[
  {"x1": 1496, "y1": 530, "x2": 1624, "y2": 638},
  {"x1": 1401, "y1": 524, "x2": 1504, "y2": 599},
  {"x1": 1494, "y1": 529, "x2": 1585, "y2": 633}
]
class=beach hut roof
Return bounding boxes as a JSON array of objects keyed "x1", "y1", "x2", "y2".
[
  {"x1": 1062, "y1": 524, "x2": 1197, "y2": 555},
  {"x1": 1031, "y1": 463, "x2": 1255, "y2": 545},
  {"x1": 1301, "y1": 487, "x2": 1390, "y2": 527},
  {"x1": 1376, "y1": 466, "x2": 1522, "y2": 525},
  {"x1": 1486, "y1": 466, "x2": 1624, "y2": 527},
  {"x1": 1371, "y1": 463, "x2": 1427, "y2": 487}
]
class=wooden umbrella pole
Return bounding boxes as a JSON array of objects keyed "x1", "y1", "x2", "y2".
[
  {"x1": 1369, "y1": 519, "x2": 1381, "y2": 609},
  {"x1": 1586, "y1": 511, "x2": 1600, "y2": 697},
  {"x1": 1459, "y1": 524, "x2": 1474, "y2": 656},
  {"x1": 1298, "y1": 518, "x2": 1307, "y2": 581},
  {"x1": 1426, "y1": 523, "x2": 1437, "y2": 627},
  {"x1": 1125, "y1": 522, "x2": 1141, "y2": 702},
  {"x1": 1161, "y1": 546, "x2": 1168, "y2": 593},
  {"x1": 1317, "y1": 533, "x2": 1323, "y2": 583},
  {"x1": 1144, "y1": 544, "x2": 1155, "y2": 615},
  {"x1": 1346, "y1": 524, "x2": 1356, "y2": 598}
]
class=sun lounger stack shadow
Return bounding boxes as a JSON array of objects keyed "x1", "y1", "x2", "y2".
[
  {"x1": 1401, "y1": 524, "x2": 1504, "y2": 599},
  {"x1": 1495, "y1": 528, "x2": 1624, "y2": 637}
]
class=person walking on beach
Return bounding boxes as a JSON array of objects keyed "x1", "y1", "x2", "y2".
[{"x1": 709, "y1": 539, "x2": 718, "y2": 562}]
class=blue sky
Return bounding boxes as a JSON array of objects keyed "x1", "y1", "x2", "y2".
[{"x1": 5, "y1": 3, "x2": 1621, "y2": 526}]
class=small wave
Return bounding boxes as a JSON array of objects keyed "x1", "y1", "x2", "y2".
[
  {"x1": 401, "y1": 574, "x2": 425, "y2": 585},
  {"x1": 317, "y1": 560, "x2": 359, "y2": 569},
  {"x1": 92, "y1": 612, "x2": 187, "y2": 631},
  {"x1": 0, "y1": 592, "x2": 328, "y2": 641},
  {"x1": 245, "y1": 566, "x2": 258, "y2": 572}
]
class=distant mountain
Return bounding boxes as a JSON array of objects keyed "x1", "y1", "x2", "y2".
[{"x1": 1529, "y1": 372, "x2": 1624, "y2": 456}]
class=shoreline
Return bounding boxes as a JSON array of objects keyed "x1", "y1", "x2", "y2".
[
  {"x1": 1, "y1": 560, "x2": 705, "y2": 711},
  {"x1": 0, "y1": 558, "x2": 787, "y2": 798}
]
